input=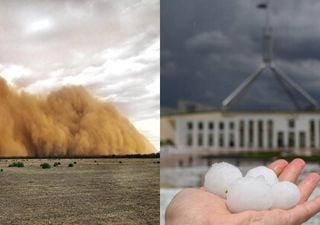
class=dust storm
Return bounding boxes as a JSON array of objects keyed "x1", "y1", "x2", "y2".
[{"x1": 0, "y1": 77, "x2": 155, "y2": 157}]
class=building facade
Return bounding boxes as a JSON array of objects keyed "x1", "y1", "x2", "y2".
[{"x1": 173, "y1": 111, "x2": 320, "y2": 154}]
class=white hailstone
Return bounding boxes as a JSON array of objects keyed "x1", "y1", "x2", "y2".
[
  {"x1": 226, "y1": 177, "x2": 273, "y2": 213},
  {"x1": 246, "y1": 166, "x2": 278, "y2": 186},
  {"x1": 204, "y1": 162, "x2": 242, "y2": 198},
  {"x1": 272, "y1": 181, "x2": 300, "y2": 209}
]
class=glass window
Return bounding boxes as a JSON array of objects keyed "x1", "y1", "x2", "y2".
[
  {"x1": 198, "y1": 133, "x2": 203, "y2": 146},
  {"x1": 229, "y1": 122, "x2": 234, "y2": 130},
  {"x1": 299, "y1": 132, "x2": 306, "y2": 148},
  {"x1": 198, "y1": 122, "x2": 203, "y2": 130},
  {"x1": 187, "y1": 133, "x2": 193, "y2": 146},
  {"x1": 310, "y1": 120, "x2": 315, "y2": 148},
  {"x1": 288, "y1": 119, "x2": 295, "y2": 128},
  {"x1": 267, "y1": 120, "x2": 273, "y2": 148},
  {"x1": 277, "y1": 131, "x2": 284, "y2": 148},
  {"x1": 208, "y1": 133, "x2": 214, "y2": 146},
  {"x1": 219, "y1": 122, "x2": 224, "y2": 130},
  {"x1": 288, "y1": 132, "x2": 295, "y2": 148},
  {"x1": 209, "y1": 122, "x2": 214, "y2": 130},
  {"x1": 258, "y1": 120, "x2": 263, "y2": 148},
  {"x1": 239, "y1": 120, "x2": 244, "y2": 147},
  {"x1": 219, "y1": 133, "x2": 224, "y2": 147},
  {"x1": 187, "y1": 122, "x2": 193, "y2": 130}
]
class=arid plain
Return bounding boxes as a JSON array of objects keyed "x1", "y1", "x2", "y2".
[{"x1": 0, "y1": 158, "x2": 159, "y2": 225}]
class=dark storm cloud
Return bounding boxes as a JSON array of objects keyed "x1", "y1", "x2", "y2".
[{"x1": 161, "y1": 0, "x2": 320, "y2": 111}]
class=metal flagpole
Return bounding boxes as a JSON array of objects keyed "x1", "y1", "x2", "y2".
[{"x1": 222, "y1": 0, "x2": 319, "y2": 110}]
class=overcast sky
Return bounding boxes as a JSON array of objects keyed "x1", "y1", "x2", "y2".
[
  {"x1": 161, "y1": 0, "x2": 320, "y2": 111},
  {"x1": 0, "y1": 0, "x2": 159, "y2": 150}
]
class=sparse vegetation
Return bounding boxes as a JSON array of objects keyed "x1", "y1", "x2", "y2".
[
  {"x1": 0, "y1": 169, "x2": 3, "y2": 172},
  {"x1": 68, "y1": 163, "x2": 74, "y2": 167},
  {"x1": 53, "y1": 162, "x2": 61, "y2": 167},
  {"x1": 40, "y1": 163, "x2": 51, "y2": 169},
  {"x1": 73, "y1": 161, "x2": 77, "y2": 164},
  {"x1": 8, "y1": 162, "x2": 24, "y2": 168}
]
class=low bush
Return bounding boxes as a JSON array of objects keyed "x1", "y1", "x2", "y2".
[
  {"x1": 68, "y1": 163, "x2": 74, "y2": 167},
  {"x1": 40, "y1": 163, "x2": 51, "y2": 169},
  {"x1": 8, "y1": 162, "x2": 24, "y2": 168}
]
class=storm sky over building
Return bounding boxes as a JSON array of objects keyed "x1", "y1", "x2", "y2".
[
  {"x1": 0, "y1": 0, "x2": 159, "y2": 149},
  {"x1": 161, "y1": 0, "x2": 320, "y2": 111}
]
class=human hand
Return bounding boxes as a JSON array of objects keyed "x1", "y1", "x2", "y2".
[{"x1": 165, "y1": 159, "x2": 320, "y2": 225}]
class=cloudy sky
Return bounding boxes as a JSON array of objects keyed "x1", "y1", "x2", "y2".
[
  {"x1": 161, "y1": 0, "x2": 320, "y2": 111},
  {"x1": 0, "y1": 0, "x2": 159, "y2": 150}
]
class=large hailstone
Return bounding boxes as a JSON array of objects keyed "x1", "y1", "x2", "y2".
[
  {"x1": 246, "y1": 166, "x2": 278, "y2": 186},
  {"x1": 204, "y1": 162, "x2": 242, "y2": 198},
  {"x1": 272, "y1": 181, "x2": 300, "y2": 209},
  {"x1": 226, "y1": 177, "x2": 273, "y2": 213}
]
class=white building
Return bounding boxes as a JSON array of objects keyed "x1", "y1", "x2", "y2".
[{"x1": 172, "y1": 111, "x2": 320, "y2": 155}]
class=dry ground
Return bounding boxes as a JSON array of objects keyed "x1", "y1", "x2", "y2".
[{"x1": 0, "y1": 158, "x2": 159, "y2": 225}]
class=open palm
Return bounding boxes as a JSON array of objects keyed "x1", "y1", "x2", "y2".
[{"x1": 166, "y1": 159, "x2": 320, "y2": 225}]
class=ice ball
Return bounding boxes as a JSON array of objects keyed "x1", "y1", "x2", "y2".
[
  {"x1": 226, "y1": 177, "x2": 273, "y2": 213},
  {"x1": 246, "y1": 166, "x2": 278, "y2": 186},
  {"x1": 272, "y1": 181, "x2": 300, "y2": 209},
  {"x1": 204, "y1": 162, "x2": 242, "y2": 198}
]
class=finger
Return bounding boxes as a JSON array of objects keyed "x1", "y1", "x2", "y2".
[
  {"x1": 268, "y1": 159, "x2": 288, "y2": 176},
  {"x1": 288, "y1": 196, "x2": 320, "y2": 224},
  {"x1": 298, "y1": 172, "x2": 320, "y2": 203},
  {"x1": 278, "y1": 158, "x2": 305, "y2": 182}
]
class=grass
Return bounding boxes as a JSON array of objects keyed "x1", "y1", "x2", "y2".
[
  {"x1": 8, "y1": 162, "x2": 24, "y2": 168},
  {"x1": 241, "y1": 151, "x2": 320, "y2": 163},
  {"x1": 40, "y1": 163, "x2": 51, "y2": 169}
]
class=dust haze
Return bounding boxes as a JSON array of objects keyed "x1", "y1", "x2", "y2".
[{"x1": 0, "y1": 77, "x2": 155, "y2": 157}]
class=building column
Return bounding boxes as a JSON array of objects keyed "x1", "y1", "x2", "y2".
[
  {"x1": 263, "y1": 120, "x2": 267, "y2": 150},
  {"x1": 214, "y1": 120, "x2": 219, "y2": 150},
  {"x1": 244, "y1": 119, "x2": 249, "y2": 149},
  {"x1": 224, "y1": 120, "x2": 229, "y2": 150},
  {"x1": 203, "y1": 120, "x2": 208, "y2": 149},
  {"x1": 234, "y1": 118, "x2": 239, "y2": 150},
  {"x1": 192, "y1": 120, "x2": 197, "y2": 149},
  {"x1": 253, "y1": 119, "x2": 258, "y2": 149}
]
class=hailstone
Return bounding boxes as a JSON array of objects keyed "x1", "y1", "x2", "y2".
[
  {"x1": 246, "y1": 166, "x2": 278, "y2": 186},
  {"x1": 226, "y1": 177, "x2": 273, "y2": 213},
  {"x1": 204, "y1": 162, "x2": 242, "y2": 198},
  {"x1": 272, "y1": 181, "x2": 300, "y2": 209}
]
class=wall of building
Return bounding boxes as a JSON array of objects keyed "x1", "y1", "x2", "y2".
[{"x1": 175, "y1": 112, "x2": 320, "y2": 154}]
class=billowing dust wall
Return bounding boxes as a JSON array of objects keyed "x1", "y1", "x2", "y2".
[{"x1": 0, "y1": 78, "x2": 155, "y2": 156}]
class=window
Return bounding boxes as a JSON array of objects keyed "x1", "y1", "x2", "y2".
[
  {"x1": 187, "y1": 133, "x2": 193, "y2": 146},
  {"x1": 267, "y1": 120, "x2": 273, "y2": 148},
  {"x1": 219, "y1": 122, "x2": 224, "y2": 130},
  {"x1": 277, "y1": 132, "x2": 284, "y2": 148},
  {"x1": 229, "y1": 122, "x2": 234, "y2": 130},
  {"x1": 198, "y1": 122, "x2": 203, "y2": 130},
  {"x1": 198, "y1": 133, "x2": 203, "y2": 146},
  {"x1": 239, "y1": 120, "x2": 244, "y2": 147},
  {"x1": 249, "y1": 120, "x2": 254, "y2": 147},
  {"x1": 208, "y1": 133, "x2": 214, "y2": 146},
  {"x1": 187, "y1": 122, "x2": 193, "y2": 130},
  {"x1": 258, "y1": 120, "x2": 263, "y2": 148},
  {"x1": 310, "y1": 120, "x2": 315, "y2": 148},
  {"x1": 209, "y1": 122, "x2": 214, "y2": 130},
  {"x1": 219, "y1": 133, "x2": 224, "y2": 147},
  {"x1": 299, "y1": 132, "x2": 306, "y2": 148},
  {"x1": 229, "y1": 133, "x2": 234, "y2": 147},
  {"x1": 288, "y1": 119, "x2": 295, "y2": 128},
  {"x1": 288, "y1": 132, "x2": 295, "y2": 148}
]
